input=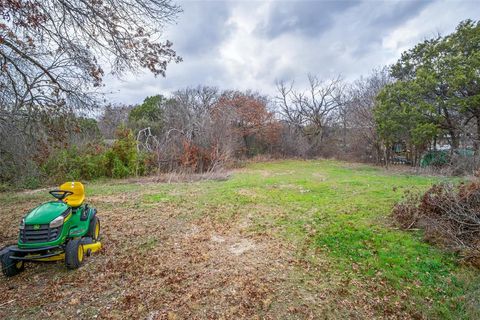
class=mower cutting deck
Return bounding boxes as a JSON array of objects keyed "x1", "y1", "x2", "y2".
[{"x1": 1, "y1": 182, "x2": 101, "y2": 277}]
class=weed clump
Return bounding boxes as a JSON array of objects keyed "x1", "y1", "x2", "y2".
[{"x1": 392, "y1": 182, "x2": 480, "y2": 267}]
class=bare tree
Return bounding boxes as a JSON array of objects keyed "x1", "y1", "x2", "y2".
[
  {"x1": 98, "y1": 104, "x2": 133, "y2": 139},
  {"x1": 0, "y1": 0, "x2": 181, "y2": 185},
  {"x1": 155, "y1": 86, "x2": 238, "y2": 172},
  {"x1": 0, "y1": 0, "x2": 181, "y2": 109},
  {"x1": 344, "y1": 68, "x2": 392, "y2": 162},
  {"x1": 275, "y1": 75, "x2": 345, "y2": 155}
]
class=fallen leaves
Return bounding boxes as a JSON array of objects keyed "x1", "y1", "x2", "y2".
[{"x1": 0, "y1": 181, "x2": 423, "y2": 319}]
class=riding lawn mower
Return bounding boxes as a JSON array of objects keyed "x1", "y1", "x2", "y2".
[{"x1": 1, "y1": 182, "x2": 101, "y2": 277}]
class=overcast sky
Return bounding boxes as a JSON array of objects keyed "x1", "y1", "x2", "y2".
[{"x1": 104, "y1": 0, "x2": 480, "y2": 105}]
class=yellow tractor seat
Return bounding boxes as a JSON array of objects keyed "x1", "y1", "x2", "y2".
[{"x1": 60, "y1": 181, "x2": 85, "y2": 207}]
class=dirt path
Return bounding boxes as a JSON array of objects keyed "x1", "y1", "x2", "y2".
[{"x1": 0, "y1": 191, "x2": 411, "y2": 319}]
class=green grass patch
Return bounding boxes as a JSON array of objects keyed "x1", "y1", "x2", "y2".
[{"x1": 187, "y1": 160, "x2": 478, "y2": 318}]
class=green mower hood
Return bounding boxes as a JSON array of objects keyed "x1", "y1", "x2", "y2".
[{"x1": 24, "y1": 201, "x2": 69, "y2": 225}]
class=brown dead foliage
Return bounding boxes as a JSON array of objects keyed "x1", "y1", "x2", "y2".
[{"x1": 392, "y1": 182, "x2": 480, "y2": 266}]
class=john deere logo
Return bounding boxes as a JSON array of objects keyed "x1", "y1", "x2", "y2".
[{"x1": 34, "y1": 224, "x2": 40, "y2": 230}]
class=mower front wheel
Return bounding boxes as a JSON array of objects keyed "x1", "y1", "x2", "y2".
[
  {"x1": 65, "y1": 239, "x2": 84, "y2": 270},
  {"x1": 1, "y1": 250, "x2": 25, "y2": 277}
]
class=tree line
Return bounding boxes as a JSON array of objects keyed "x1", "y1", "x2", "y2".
[{"x1": 1, "y1": 5, "x2": 479, "y2": 188}]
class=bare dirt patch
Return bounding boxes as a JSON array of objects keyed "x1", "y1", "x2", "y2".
[
  {"x1": 312, "y1": 172, "x2": 327, "y2": 181},
  {"x1": 227, "y1": 238, "x2": 255, "y2": 256},
  {"x1": 236, "y1": 188, "x2": 266, "y2": 200}
]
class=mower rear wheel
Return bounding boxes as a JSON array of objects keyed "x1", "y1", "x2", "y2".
[
  {"x1": 1, "y1": 250, "x2": 25, "y2": 277},
  {"x1": 87, "y1": 216, "x2": 101, "y2": 241},
  {"x1": 65, "y1": 239, "x2": 84, "y2": 270}
]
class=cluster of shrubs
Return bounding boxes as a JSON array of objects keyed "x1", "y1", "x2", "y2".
[
  {"x1": 41, "y1": 128, "x2": 156, "y2": 184},
  {"x1": 392, "y1": 181, "x2": 480, "y2": 267}
]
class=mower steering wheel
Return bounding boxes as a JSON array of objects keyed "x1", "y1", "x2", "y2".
[{"x1": 49, "y1": 190, "x2": 74, "y2": 201}]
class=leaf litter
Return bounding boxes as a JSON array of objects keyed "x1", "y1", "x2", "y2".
[{"x1": 0, "y1": 187, "x2": 420, "y2": 319}]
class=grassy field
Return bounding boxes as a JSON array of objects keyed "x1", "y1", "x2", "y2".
[{"x1": 0, "y1": 160, "x2": 478, "y2": 319}]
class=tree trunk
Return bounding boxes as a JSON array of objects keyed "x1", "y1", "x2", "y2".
[
  {"x1": 449, "y1": 130, "x2": 459, "y2": 151},
  {"x1": 442, "y1": 105, "x2": 458, "y2": 151},
  {"x1": 384, "y1": 144, "x2": 389, "y2": 169},
  {"x1": 374, "y1": 142, "x2": 382, "y2": 164},
  {"x1": 475, "y1": 116, "x2": 480, "y2": 154}
]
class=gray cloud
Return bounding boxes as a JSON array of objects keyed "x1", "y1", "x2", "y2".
[
  {"x1": 104, "y1": 0, "x2": 480, "y2": 105},
  {"x1": 256, "y1": 0, "x2": 359, "y2": 38},
  {"x1": 369, "y1": 0, "x2": 432, "y2": 29},
  {"x1": 169, "y1": 1, "x2": 234, "y2": 55}
]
